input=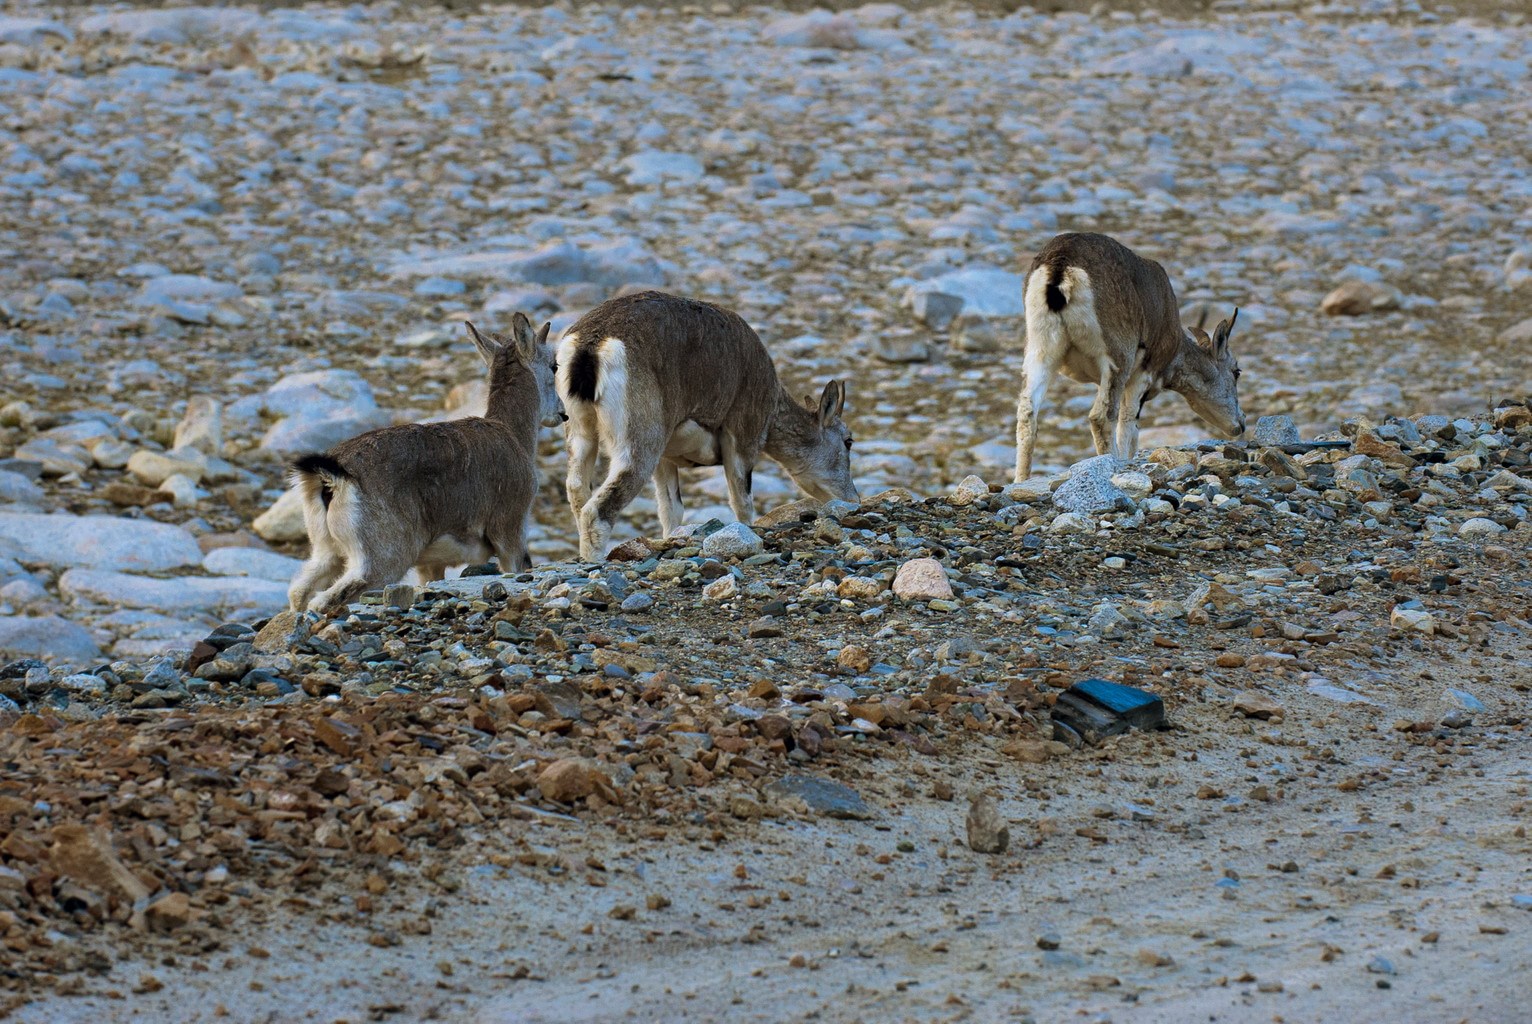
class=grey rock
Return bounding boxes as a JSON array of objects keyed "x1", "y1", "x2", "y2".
[
  {"x1": 872, "y1": 335, "x2": 930, "y2": 364},
  {"x1": 966, "y1": 793, "x2": 1009, "y2": 854},
  {"x1": 382, "y1": 583, "x2": 417, "y2": 609},
  {"x1": 702, "y1": 522, "x2": 765, "y2": 560},
  {"x1": 140, "y1": 658, "x2": 182, "y2": 691},
  {"x1": 11, "y1": 438, "x2": 90, "y2": 477},
  {"x1": 620, "y1": 591, "x2": 654, "y2": 613},
  {"x1": 1252, "y1": 415, "x2": 1301, "y2": 446},
  {"x1": 906, "y1": 290, "x2": 964, "y2": 331},
  {"x1": 906, "y1": 265, "x2": 1024, "y2": 317},
  {"x1": 0, "y1": 615, "x2": 103, "y2": 664},
  {"x1": 0, "y1": 512, "x2": 202, "y2": 571},
  {"x1": 203, "y1": 547, "x2": 302, "y2": 582},
  {"x1": 1087, "y1": 602, "x2": 1130, "y2": 638},
  {"x1": 59, "y1": 673, "x2": 108, "y2": 696},
  {"x1": 1446, "y1": 688, "x2": 1485, "y2": 713},
  {"x1": 765, "y1": 774, "x2": 872, "y2": 820},
  {"x1": 0, "y1": 470, "x2": 46, "y2": 506},
  {"x1": 1459, "y1": 517, "x2": 1507, "y2": 539},
  {"x1": 58, "y1": 569, "x2": 287, "y2": 615},
  {"x1": 251, "y1": 610, "x2": 314, "y2": 653},
  {"x1": 260, "y1": 410, "x2": 392, "y2": 459},
  {"x1": 1053, "y1": 455, "x2": 1133, "y2": 514},
  {"x1": 952, "y1": 316, "x2": 1006, "y2": 353}
]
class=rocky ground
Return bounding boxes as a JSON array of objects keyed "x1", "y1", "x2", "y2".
[
  {"x1": 4, "y1": 404, "x2": 1531, "y2": 1021},
  {"x1": 1, "y1": 0, "x2": 1530, "y2": 664},
  {"x1": 0, "y1": 0, "x2": 1530, "y2": 1020}
]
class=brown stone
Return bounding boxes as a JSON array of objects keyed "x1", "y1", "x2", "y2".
[
  {"x1": 1320, "y1": 279, "x2": 1401, "y2": 316},
  {"x1": 537, "y1": 758, "x2": 598, "y2": 803},
  {"x1": 183, "y1": 641, "x2": 219, "y2": 675},
  {"x1": 47, "y1": 826, "x2": 149, "y2": 902},
  {"x1": 1002, "y1": 739, "x2": 1068, "y2": 764},
  {"x1": 1232, "y1": 691, "x2": 1283, "y2": 720},
  {"x1": 756, "y1": 716, "x2": 793, "y2": 744},
  {"x1": 836, "y1": 645, "x2": 872, "y2": 674},
  {"x1": 748, "y1": 678, "x2": 780, "y2": 700},
  {"x1": 145, "y1": 891, "x2": 192, "y2": 932},
  {"x1": 966, "y1": 793, "x2": 1009, "y2": 854},
  {"x1": 1353, "y1": 431, "x2": 1415, "y2": 467},
  {"x1": 99, "y1": 482, "x2": 161, "y2": 507},
  {"x1": 312, "y1": 769, "x2": 350, "y2": 798},
  {"x1": 607, "y1": 537, "x2": 657, "y2": 561},
  {"x1": 312, "y1": 716, "x2": 360, "y2": 757},
  {"x1": 846, "y1": 702, "x2": 886, "y2": 726}
]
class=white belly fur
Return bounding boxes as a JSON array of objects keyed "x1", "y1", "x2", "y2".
[
  {"x1": 664, "y1": 420, "x2": 720, "y2": 466},
  {"x1": 418, "y1": 534, "x2": 492, "y2": 566}
]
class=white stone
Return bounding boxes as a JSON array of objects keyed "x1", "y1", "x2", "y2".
[
  {"x1": 892, "y1": 558, "x2": 953, "y2": 602},
  {"x1": 203, "y1": 547, "x2": 303, "y2": 582},
  {"x1": 762, "y1": 11, "x2": 863, "y2": 49},
  {"x1": 0, "y1": 471, "x2": 45, "y2": 507},
  {"x1": 252, "y1": 488, "x2": 309, "y2": 544},
  {"x1": 904, "y1": 265, "x2": 1024, "y2": 318},
  {"x1": 0, "y1": 16, "x2": 71, "y2": 45},
  {"x1": 260, "y1": 411, "x2": 391, "y2": 458},
  {"x1": 703, "y1": 575, "x2": 739, "y2": 602},
  {"x1": 79, "y1": 9, "x2": 260, "y2": 45},
  {"x1": 158, "y1": 474, "x2": 208, "y2": 509},
  {"x1": 389, "y1": 238, "x2": 666, "y2": 289},
  {"x1": 59, "y1": 569, "x2": 288, "y2": 615},
  {"x1": 621, "y1": 150, "x2": 705, "y2": 186},
  {"x1": 128, "y1": 447, "x2": 207, "y2": 486},
  {"x1": 1458, "y1": 517, "x2": 1507, "y2": 539},
  {"x1": 701, "y1": 523, "x2": 765, "y2": 560},
  {"x1": 174, "y1": 397, "x2": 224, "y2": 455},
  {"x1": 0, "y1": 513, "x2": 202, "y2": 571},
  {"x1": 1048, "y1": 512, "x2": 1096, "y2": 534},
  {"x1": 256, "y1": 369, "x2": 380, "y2": 421},
  {"x1": 1390, "y1": 606, "x2": 1435, "y2": 634},
  {"x1": 948, "y1": 475, "x2": 989, "y2": 507},
  {"x1": 1110, "y1": 471, "x2": 1153, "y2": 500}
]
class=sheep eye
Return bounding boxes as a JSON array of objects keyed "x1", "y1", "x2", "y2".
[
  {"x1": 844, "y1": 437, "x2": 854, "y2": 450},
  {"x1": 1234, "y1": 368, "x2": 1242, "y2": 380}
]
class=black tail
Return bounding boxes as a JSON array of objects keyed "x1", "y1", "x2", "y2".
[
  {"x1": 567, "y1": 346, "x2": 598, "y2": 402},
  {"x1": 291, "y1": 453, "x2": 347, "y2": 508},
  {"x1": 1044, "y1": 263, "x2": 1068, "y2": 313}
]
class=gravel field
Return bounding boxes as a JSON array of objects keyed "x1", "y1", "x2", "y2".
[{"x1": 0, "y1": 0, "x2": 1529, "y2": 1020}]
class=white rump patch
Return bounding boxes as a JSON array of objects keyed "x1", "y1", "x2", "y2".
[
  {"x1": 555, "y1": 331, "x2": 582, "y2": 403},
  {"x1": 594, "y1": 337, "x2": 629, "y2": 454},
  {"x1": 1026, "y1": 266, "x2": 1111, "y2": 383}
]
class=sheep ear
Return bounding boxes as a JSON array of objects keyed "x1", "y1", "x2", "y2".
[
  {"x1": 510, "y1": 312, "x2": 539, "y2": 360},
  {"x1": 818, "y1": 380, "x2": 845, "y2": 428},
  {"x1": 1212, "y1": 307, "x2": 1238, "y2": 353},
  {"x1": 536, "y1": 321, "x2": 552, "y2": 346},
  {"x1": 465, "y1": 321, "x2": 502, "y2": 366}
]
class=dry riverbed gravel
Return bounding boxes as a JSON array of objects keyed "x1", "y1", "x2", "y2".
[
  {"x1": 4, "y1": 405, "x2": 1532, "y2": 1021},
  {"x1": 1, "y1": 0, "x2": 1530, "y2": 1020}
]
